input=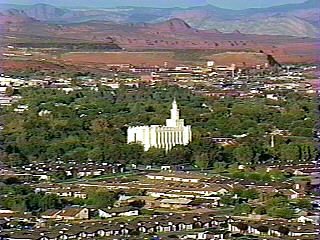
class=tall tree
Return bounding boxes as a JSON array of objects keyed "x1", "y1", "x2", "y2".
[
  {"x1": 233, "y1": 145, "x2": 254, "y2": 164},
  {"x1": 194, "y1": 153, "x2": 209, "y2": 170}
]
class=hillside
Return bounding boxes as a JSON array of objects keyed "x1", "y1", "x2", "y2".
[
  {"x1": 0, "y1": 17, "x2": 313, "y2": 48},
  {"x1": 1, "y1": 16, "x2": 318, "y2": 64},
  {"x1": 0, "y1": 0, "x2": 319, "y2": 37}
]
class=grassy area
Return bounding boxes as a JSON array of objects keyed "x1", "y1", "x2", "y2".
[{"x1": 291, "y1": 176, "x2": 312, "y2": 182}]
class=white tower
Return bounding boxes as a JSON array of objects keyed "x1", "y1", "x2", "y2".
[
  {"x1": 166, "y1": 98, "x2": 185, "y2": 128},
  {"x1": 171, "y1": 98, "x2": 179, "y2": 120}
]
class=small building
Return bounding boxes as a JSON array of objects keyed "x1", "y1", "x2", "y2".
[
  {"x1": 145, "y1": 172, "x2": 204, "y2": 183},
  {"x1": 297, "y1": 215, "x2": 320, "y2": 225},
  {"x1": 41, "y1": 208, "x2": 89, "y2": 221},
  {"x1": 41, "y1": 209, "x2": 61, "y2": 220},
  {"x1": 159, "y1": 198, "x2": 192, "y2": 209},
  {"x1": 58, "y1": 207, "x2": 89, "y2": 220},
  {"x1": 98, "y1": 207, "x2": 139, "y2": 218}
]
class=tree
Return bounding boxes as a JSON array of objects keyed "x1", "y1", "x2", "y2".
[
  {"x1": 269, "y1": 170, "x2": 286, "y2": 182},
  {"x1": 2, "y1": 196, "x2": 26, "y2": 212},
  {"x1": 241, "y1": 189, "x2": 259, "y2": 200},
  {"x1": 142, "y1": 147, "x2": 166, "y2": 165},
  {"x1": 3, "y1": 177, "x2": 20, "y2": 185},
  {"x1": 220, "y1": 195, "x2": 236, "y2": 206},
  {"x1": 235, "y1": 222, "x2": 248, "y2": 233},
  {"x1": 25, "y1": 193, "x2": 42, "y2": 211},
  {"x1": 295, "y1": 198, "x2": 312, "y2": 210},
  {"x1": 233, "y1": 204, "x2": 252, "y2": 215},
  {"x1": 129, "y1": 200, "x2": 145, "y2": 209},
  {"x1": 278, "y1": 226, "x2": 290, "y2": 236},
  {"x1": 257, "y1": 225, "x2": 269, "y2": 234},
  {"x1": 267, "y1": 206, "x2": 294, "y2": 219},
  {"x1": 4, "y1": 153, "x2": 27, "y2": 167},
  {"x1": 130, "y1": 230, "x2": 140, "y2": 236},
  {"x1": 165, "y1": 146, "x2": 191, "y2": 165},
  {"x1": 86, "y1": 190, "x2": 117, "y2": 208},
  {"x1": 40, "y1": 194, "x2": 63, "y2": 211},
  {"x1": 5, "y1": 87, "x2": 14, "y2": 96},
  {"x1": 232, "y1": 187, "x2": 259, "y2": 200},
  {"x1": 53, "y1": 170, "x2": 68, "y2": 181},
  {"x1": 279, "y1": 144, "x2": 300, "y2": 162},
  {"x1": 212, "y1": 162, "x2": 227, "y2": 173},
  {"x1": 122, "y1": 143, "x2": 144, "y2": 164},
  {"x1": 233, "y1": 146, "x2": 254, "y2": 164},
  {"x1": 254, "y1": 205, "x2": 267, "y2": 215},
  {"x1": 194, "y1": 153, "x2": 209, "y2": 170},
  {"x1": 145, "y1": 105, "x2": 155, "y2": 112}
]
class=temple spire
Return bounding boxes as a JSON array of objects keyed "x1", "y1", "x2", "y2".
[
  {"x1": 171, "y1": 98, "x2": 179, "y2": 120},
  {"x1": 172, "y1": 98, "x2": 177, "y2": 109}
]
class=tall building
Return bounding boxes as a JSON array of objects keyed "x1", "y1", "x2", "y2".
[{"x1": 127, "y1": 99, "x2": 192, "y2": 151}]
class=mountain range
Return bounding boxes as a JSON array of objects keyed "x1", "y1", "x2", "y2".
[{"x1": 0, "y1": 0, "x2": 319, "y2": 37}]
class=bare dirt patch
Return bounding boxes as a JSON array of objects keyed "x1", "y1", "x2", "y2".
[{"x1": 61, "y1": 52, "x2": 179, "y2": 67}]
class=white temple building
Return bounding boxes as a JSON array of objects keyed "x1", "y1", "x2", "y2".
[{"x1": 127, "y1": 99, "x2": 192, "y2": 151}]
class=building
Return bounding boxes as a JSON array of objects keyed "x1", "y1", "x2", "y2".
[
  {"x1": 158, "y1": 198, "x2": 193, "y2": 209},
  {"x1": 41, "y1": 208, "x2": 89, "y2": 221},
  {"x1": 98, "y1": 207, "x2": 139, "y2": 218},
  {"x1": 145, "y1": 172, "x2": 204, "y2": 183},
  {"x1": 127, "y1": 99, "x2": 192, "y2": 151}
]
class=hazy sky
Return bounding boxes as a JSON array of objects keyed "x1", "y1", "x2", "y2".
[{"x1": 0, "y1": 0, "x2": 307, "y2": 9}]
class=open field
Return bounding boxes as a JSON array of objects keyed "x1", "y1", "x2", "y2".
[
  {"x1": 61, "y1": 51, "x2": 179, "y2": 67},
  {"x1": 59, "y1": 44, "x2": 320, "y2": 68},
  {"x1": 60, "y1": 50, "x2": 272, "y2": 67},
  {"x1": 1, "y1": 44, "x2": 318, "y2": 75}
]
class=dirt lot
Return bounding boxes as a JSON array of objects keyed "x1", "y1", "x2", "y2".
[
  {"x1": 60, "y1": 46, "x2": 319, "y2": 68},
  {"x1": 61, "y1": 52, "x2": 180, "y2": 67},
  {"x1": 202, "y1": 52, "x2": 269, "y2": 67},
  {"x1": 60, "y1": 51, "x2": 274, "y2": 67},
  {"x1": 2, "y1": 45, "x2": 318, "y2": 75}
]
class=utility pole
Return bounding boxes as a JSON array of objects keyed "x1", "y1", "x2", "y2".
[{"x1": 270, "y1": 134, "x2": 275, "y2": 148}]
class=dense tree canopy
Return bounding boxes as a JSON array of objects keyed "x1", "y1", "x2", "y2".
[{"x1": 0, "y1": 85, "x2": 316, "y2": 167}]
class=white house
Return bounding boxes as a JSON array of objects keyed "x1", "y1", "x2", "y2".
[
  {"x1": 297, "y1": 215, "x2": 320, "y2": 225},
  {"x1": 98, "y1": 207, "x2": 139, "y2": 218}
]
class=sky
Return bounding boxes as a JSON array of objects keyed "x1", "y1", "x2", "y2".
[{"x1": 0, "y1": 0, "x2": 307, "y2": 9}]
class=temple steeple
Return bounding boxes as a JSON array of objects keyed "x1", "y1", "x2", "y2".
[
  {"x1": 166, "y1": 98, "x2": 184, "y2": 128},
  {"x1": 170, "y1": 98, "x2": 180, "y2": 120}
]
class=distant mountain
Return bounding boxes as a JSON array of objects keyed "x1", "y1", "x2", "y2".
[
  {"x1": 243, "y1": 0, "x2": 319, "y2": 13},
  {"x1": 148, "y1": 18, "x2": 194, "y2": 32},
  {"x1": 22, "y1": 3, "x2": 69, "y2": 21},
  {"x1": 188, "y1": 15, "x2": 320, "y2": 38},
  {"x1": 167, "y1": 0, "x2": 320, "y2": 37},
  {"x1": 0, "y1": 16, "x2": 314, "y2": 48},
  {"x1": 0, "y1": 3, "x2": 28, "y2": 10},
  {"x1": 0, "y1": 7, "x2": 35, "y2": 24},
  {"x1": 0, "y1": 0, "x2": 319, "y2": 37},
  {"x1": 1, "y1": 14, "x2": 318, "y2": 63}
]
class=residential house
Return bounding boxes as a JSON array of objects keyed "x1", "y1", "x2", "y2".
[
  {"x1": 41, "y1": 208, "x2": 89, "y2": 221},
  {"x1": 58, "y1": 208, "x2": 89, "y2": 220},
  {"x1": 297, "y1": 215, "x2": 320, "y2": 225},
  {"x1": 146, "y1": 172, "x2": 205, "y2": 183},
  {"x1": 158, "y1": 198, "x2": 192, "y2": 209},
  {"x1": 41, "y1": 209, "x2": 61, "y2": 220}
]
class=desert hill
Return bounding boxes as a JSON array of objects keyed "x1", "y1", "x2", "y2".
[{"x1": 0, "y1": 0, "x2": 319, "y2": 37}]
